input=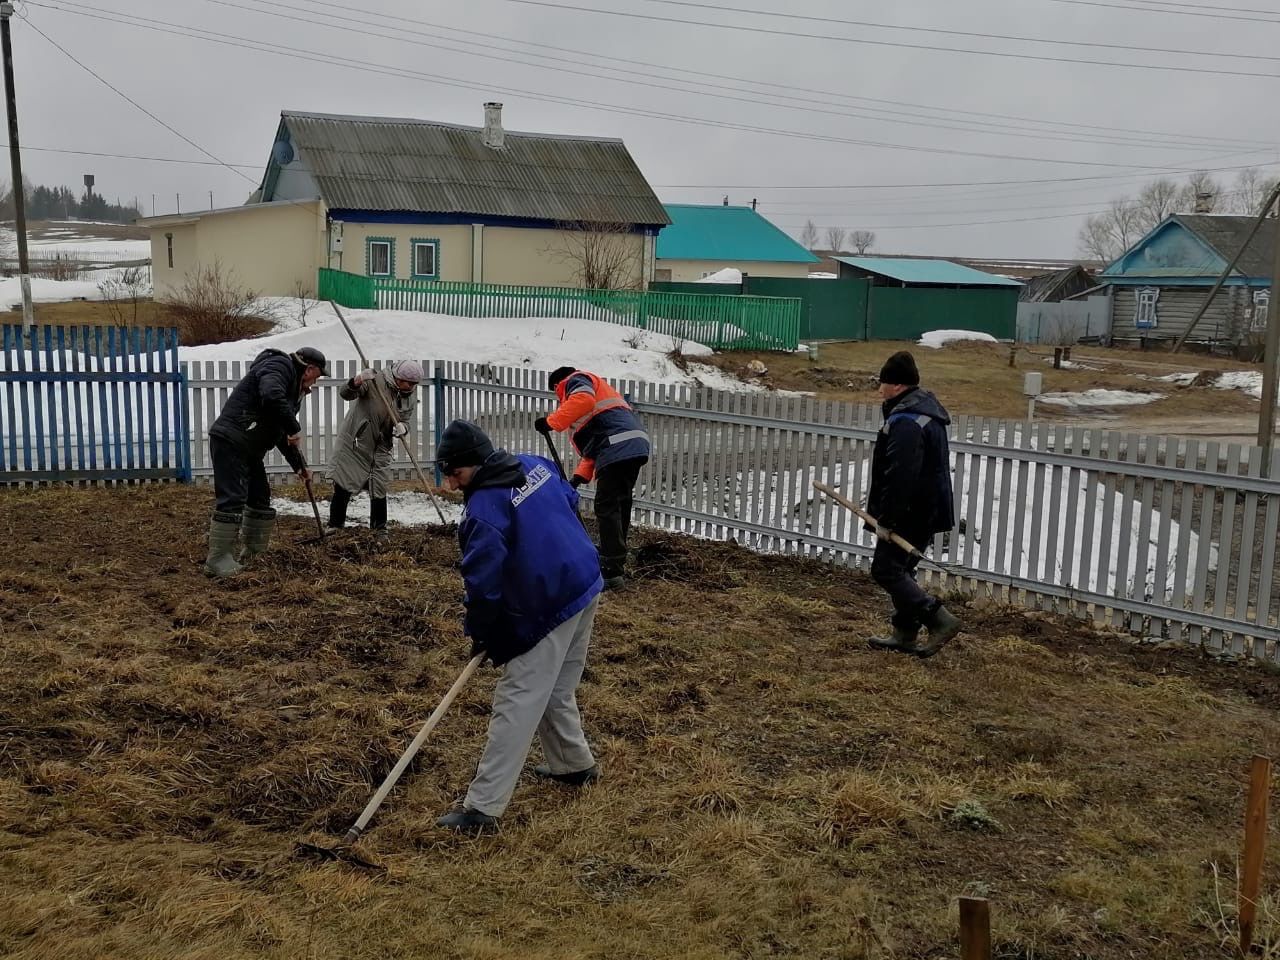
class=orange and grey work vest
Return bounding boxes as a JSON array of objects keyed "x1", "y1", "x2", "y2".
[{"x1": 546, "y1": 371, "x2": 650, "y2": 483}]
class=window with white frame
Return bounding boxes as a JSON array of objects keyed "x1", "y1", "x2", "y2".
[
  {"x1": 1134, "y1": 287, "x2": 1159, "y2": 329},
  {"x1": 367, "y1": 238, "x2": 393, "y2": 277},
  {"x1": 1252, "y1": 289, "x2": 1270, "y2": 332},
  {"x1": 411, "y1": 240, "x2": 439, "y2": 279}
]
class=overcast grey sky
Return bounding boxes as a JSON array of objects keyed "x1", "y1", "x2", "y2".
[{"x1": 7, "y1": 0, "x2": 1280, "y2": 258}]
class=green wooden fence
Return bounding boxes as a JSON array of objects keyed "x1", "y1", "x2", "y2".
[{"x1": 317, "y1": 269, "x2": 801, "y2": 351}]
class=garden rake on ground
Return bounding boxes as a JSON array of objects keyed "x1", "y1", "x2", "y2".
[
  {"x1": 296, "y1": 652, "x2": 485, "y2": 871},
  {"x1": 328, "y1": 301, "x2": 448, "y2": 525}
]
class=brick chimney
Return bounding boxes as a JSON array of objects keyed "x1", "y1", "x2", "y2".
[{"x1": 482, "y1": 102, "x2": 504, "y2": 150}]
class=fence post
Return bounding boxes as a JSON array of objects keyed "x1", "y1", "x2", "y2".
[
  {"x1": 432, "y1": 362, "x2": 446, "y2": 485},
  {"x1": 959, "y1": 897, "x2": 992, "y2": 960},
  {"x1": 1240, "y1": 755, "x2": 1272, "y2": 956}
]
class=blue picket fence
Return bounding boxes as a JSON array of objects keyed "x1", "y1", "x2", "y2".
[{"x1": 0, "y1": 324, "x2": 191, "y2": 483}]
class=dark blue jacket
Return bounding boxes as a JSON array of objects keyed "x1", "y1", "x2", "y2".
[
  {"x1": 867, "y1": 387, "x2": 955, "y2": 539},
  {"x1": 208, "y1": 348, "x2": 307, "y2": 471},
  {"x1": 460, "y1": 451, "x2": 603, "y2": 665}
]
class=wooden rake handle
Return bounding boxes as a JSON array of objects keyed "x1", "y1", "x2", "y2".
[
  {"x1": 328, "y1": 301, "x2": 448, "y2": 525},
  {"x1": 343, "y1": 653, "x2": 485, "y2": 845},
  {"x1": 303, "y1": 476, "x2": 325, "y2": 541},
  {"x1": 812, "y1": 480, "x2": 926, "y2": 560}
]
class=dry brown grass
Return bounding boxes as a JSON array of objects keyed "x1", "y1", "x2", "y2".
[
  {"x1": 0, "y1": 483, "x2": 1278, "y2": 958},
  {"x1": 695, "y1": 338, "x2": 1263, "y2": 422}
]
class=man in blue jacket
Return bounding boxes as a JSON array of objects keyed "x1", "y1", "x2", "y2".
[
  {"x1": 432, "y1": 420, "x2": 604, "y2": 832},
  {"x1": 865, "y1": 351, "x2": 963, "y2": 658}
]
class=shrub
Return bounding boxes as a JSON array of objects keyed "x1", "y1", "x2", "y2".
[{"x1": 160, "y1": 261, "x2": 271, "y2": 345}]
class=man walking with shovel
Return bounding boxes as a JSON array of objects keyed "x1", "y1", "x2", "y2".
[
  {"x1": 204, "y1": 346, "x2": 327, "y2": 576},
  {"x1": 865, "y1": 351, "x2": 963, "y2": 658},
  {"x1": 433, "y1": 420, "x2": 603, "y2": 832}
]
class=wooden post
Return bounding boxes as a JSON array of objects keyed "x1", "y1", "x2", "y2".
[
  {"x1": 959, "y1": 897, "x2": 992, "y2": 960},
  {"x1": 1240, "y1": 755, "x2": 1272, "y2": 956}
]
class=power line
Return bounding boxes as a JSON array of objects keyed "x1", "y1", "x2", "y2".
[
  {"x1": 231, "y1": 0, "x2": 1278, "y2": 153},
  {"x1": 1039, "y1": 0, "x2": 1280, "y2": 24},
  {"x1": 486, "y1": 0, "x2": 1280, "y2": 79},
  {"x1": 637, "y1": 0, "x2": 1280, "y2": 63},
  {"x1": 4, "y1": 142, "x2": 261, "y2": 167},
  {"x1": 27, "y1": 0, "x2": 1222, "y2": 171}
]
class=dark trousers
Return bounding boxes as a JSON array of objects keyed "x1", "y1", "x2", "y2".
[
  {"x1": 329, "y1": 484, "x2": 387, "y2": 529},
  {"x1": 211, "y1": 435, "x2": 271, "y2": 517},
  {"x1": 869, "y1": 528, "x2": 938, "y2": 630},
  {"x1": 594, "y1": 457, "x2": 645, "y2": 578}
]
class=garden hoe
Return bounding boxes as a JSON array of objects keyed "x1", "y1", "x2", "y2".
[
  {"x1": 296, "y1": 652, "x2": 485, "y2": 871},
  {"x1": 813, "y1": 480, "x2": 960, "y2": 575},
  {"x1": 297, "y1": 474, "x2": 329, "y2": 546},
  {"x1": 328, "y1": 301, "x2": 449, "y2": 525}
]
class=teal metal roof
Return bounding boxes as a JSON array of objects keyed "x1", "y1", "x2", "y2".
[
  {"x1": 834, "y1": 256, "x2": 1022, "y2": 287},
  {"x1": 657, "y1": 204, "x2": 820, "y2": 263}
]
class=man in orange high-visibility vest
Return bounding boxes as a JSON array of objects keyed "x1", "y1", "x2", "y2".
[{"x1": 536, "y1": 366, "x2": 650, "y2": 590}]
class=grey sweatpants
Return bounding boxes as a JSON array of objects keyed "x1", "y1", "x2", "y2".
[{"x1": 464, "y1": 596, "x2": 600, "y2": 817}]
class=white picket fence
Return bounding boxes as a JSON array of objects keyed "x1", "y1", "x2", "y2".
[{"x1": 183, "y1": 358, "x2": 1280, "y2": 660}]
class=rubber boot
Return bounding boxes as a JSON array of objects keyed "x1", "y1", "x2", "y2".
[
  {"x1": 328, "y1": 484, "x2": 352, "y2": 529},
  {"x1": 915, "y1": 604, "x2": 963, "y2": 659},
  {"x1": 238, "y1": 506, "x2": 276, "y2": 562},
  {"x1": 204, "y1": 512, "x2": 243, "y2": 577},
  {"x1": 868, "y1": 623, "x2": 920, "y2": 653},
  {"x1": 370, "y1": 495, "x2": 388, "y2": 537}
]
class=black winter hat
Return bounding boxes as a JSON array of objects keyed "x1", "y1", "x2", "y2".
[
  {"x1": 293, "y1": 346, "x2": 328, "y2": 375},
  {"x1": 878, "y1": 350, "x2": 920, "y2": 386},
  {"x1": 548, "y1": 366, "x2": 577, "y2": 390},
  {"x1": 435, "y1": 419, "x2": 494, "y2": 472}
]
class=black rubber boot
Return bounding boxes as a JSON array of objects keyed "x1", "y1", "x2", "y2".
[
  {"x1": 203, "y1": 512, "x2": 243, "y2": 577},
  {"x1": 328, "y1": 485, "x2": 352, "y2": 529},
  {"x1": 238, "y1": 506, "x2": 276, "y2": 562},
  {"x1": 436, "y1": 807, "x2": 498, "y2": 833},
  {"x1": 915, "y1": 604, "x2": 963, "y2": 659},
  {"x1": 868, "y1": 623, "x2": 921, "y2": 653},
  {"x1": 534, "y1": 764, "x2": 600, "y2": 786},
  {"x1": 370, "y1": 495, "x2": 388, "y2": 532}
]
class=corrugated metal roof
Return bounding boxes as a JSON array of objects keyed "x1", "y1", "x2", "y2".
[
  {"x1": 655, "y1": 205, "x2": 819, "y2": 263},
  {"x1": 270, "y1": 111, "x2": 669, "y2": 226},
  {"x1": 1099, "y1": 214, "x2": 1276, "y2": 280},
  {"x1": 834, "y1": 256, "x2": 1023, "y2": 287},
  {"x1": 1171, "y1": 214, "x2": 1275, "y2": 278}
]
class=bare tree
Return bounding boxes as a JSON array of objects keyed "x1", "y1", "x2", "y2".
[
  {"x1": 98, "y1": 266, "x2": 150, "y2": 328},
  {"x1": 799, "y1": 219, "x2": 819, "y2": 250},
  {"x1": 824, "y1": 226, "x2": 847, "y2": 253},
  {"x1": 546, "y1": 219, "x2": 643, "y2": 289},
  {"x1": 1229, "y1": 167, "x2": 1280, "y2": 215},
  {"x1": 1133, "y1": 178, "x2": 1181, "y2": 233},
  {"x1": 1077, "y1": 199, "x2": 1143, "y2": 262},
  {"x1": 849, "y1": 230, "x2": 875, "y2": 254}
]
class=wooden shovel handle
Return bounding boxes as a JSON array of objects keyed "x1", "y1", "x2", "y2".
[{"x1": 812, "y1": 481, "x2": 925, "y2": 559}]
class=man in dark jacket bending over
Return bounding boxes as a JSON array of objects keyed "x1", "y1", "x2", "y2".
[
  {"x1": 204, "y1": 346, "x2": 326, "y2": 576},
  {"x1": 535, "y1": 366, "x2": 649, "y2": 590},
  {"x1": 433, "y1": 420, "x2": 603, "y2": 832},
  {"x1": 865, "y1": 351, "x2": 963, "y2": 658}
]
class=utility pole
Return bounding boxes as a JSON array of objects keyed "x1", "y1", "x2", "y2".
[
  {"x1": 209, "y1": 190, "x2": 213, "y2": 210},
  {"x1": 1, "y1": 2, "x2": 33, "y2": 331},
  {"x1": 175, "y1": 193, "x2": 180, "y2": 214},
  {"x1": 1259, "y1": 192, "x2": 1280, "y2": 476}
]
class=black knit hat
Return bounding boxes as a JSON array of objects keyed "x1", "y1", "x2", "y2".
[
  {"x1": 878, "y1": 351, "x2": 920, "y2": 386},
  {"x1": 548, "y1": 366, "x2": 577, "y2": 390},
  {"x1": 434, "y1": 419, "x2": 494, "y2": 472}
]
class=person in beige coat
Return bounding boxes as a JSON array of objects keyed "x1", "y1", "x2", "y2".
[{"x1": 327, "y1": 360, "x2": 423, "y2": 535}]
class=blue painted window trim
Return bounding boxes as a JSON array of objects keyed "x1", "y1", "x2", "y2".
[
  {"x1": 366, "y1": 236, "x2": 395, "y2": 277},
  {"x1": 410, "y1": 237, "x2": 440, "y2": 279}
]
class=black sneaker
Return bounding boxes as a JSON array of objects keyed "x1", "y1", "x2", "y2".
[
  {"x1": 533, "y1": 764, "x2": 600, "y2": 786},
  {"x1": 435, "y1": 807, "x2": 498, "y2": 832}
]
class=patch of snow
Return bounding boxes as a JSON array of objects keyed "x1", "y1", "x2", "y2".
[
  {"x1": 0, "y1": 276, "x2": 121, "y2": 309},
  {"x1": 272, "y1": 490, "x2": 463, "y2": 528},
  {"x1": 1137, "y1": 371, "x2": 1199, "y2": 386},
  {"x1": 696, "y1": 267, "x2": 742, "y2": 284},
  {"x1": 807, "y1": 272, "x2": 837, "y2": 280},
  {"x1": 1038, "y1": 389, "x2": 1163, "y2": 408},
  {"x1": 1215, "y1": 371, "x2": 1262, "y2": 399},
  {"x1": 179, "y1": 307, "x2": 771, "y2": 392},
  {"x1": 1042, "y1": 357, "x2": 1101, "y2": 371},
  {"x1": 918, "y1": 329, "x2": 1000, "y2": 349},
  {"x1": 248, "y1": 297, "x2": 335, "y2": 333}
]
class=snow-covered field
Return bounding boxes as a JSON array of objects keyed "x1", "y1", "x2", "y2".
[
  {"x1": 181, "y1": 307, "x2": 758, "y2": 392},
  {"x1": 272, "y1": 490, "x2": 463, "y2": 528},
  {"x1": 1216, "y1": 371, "x2": 1263, "y2": 399}
]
